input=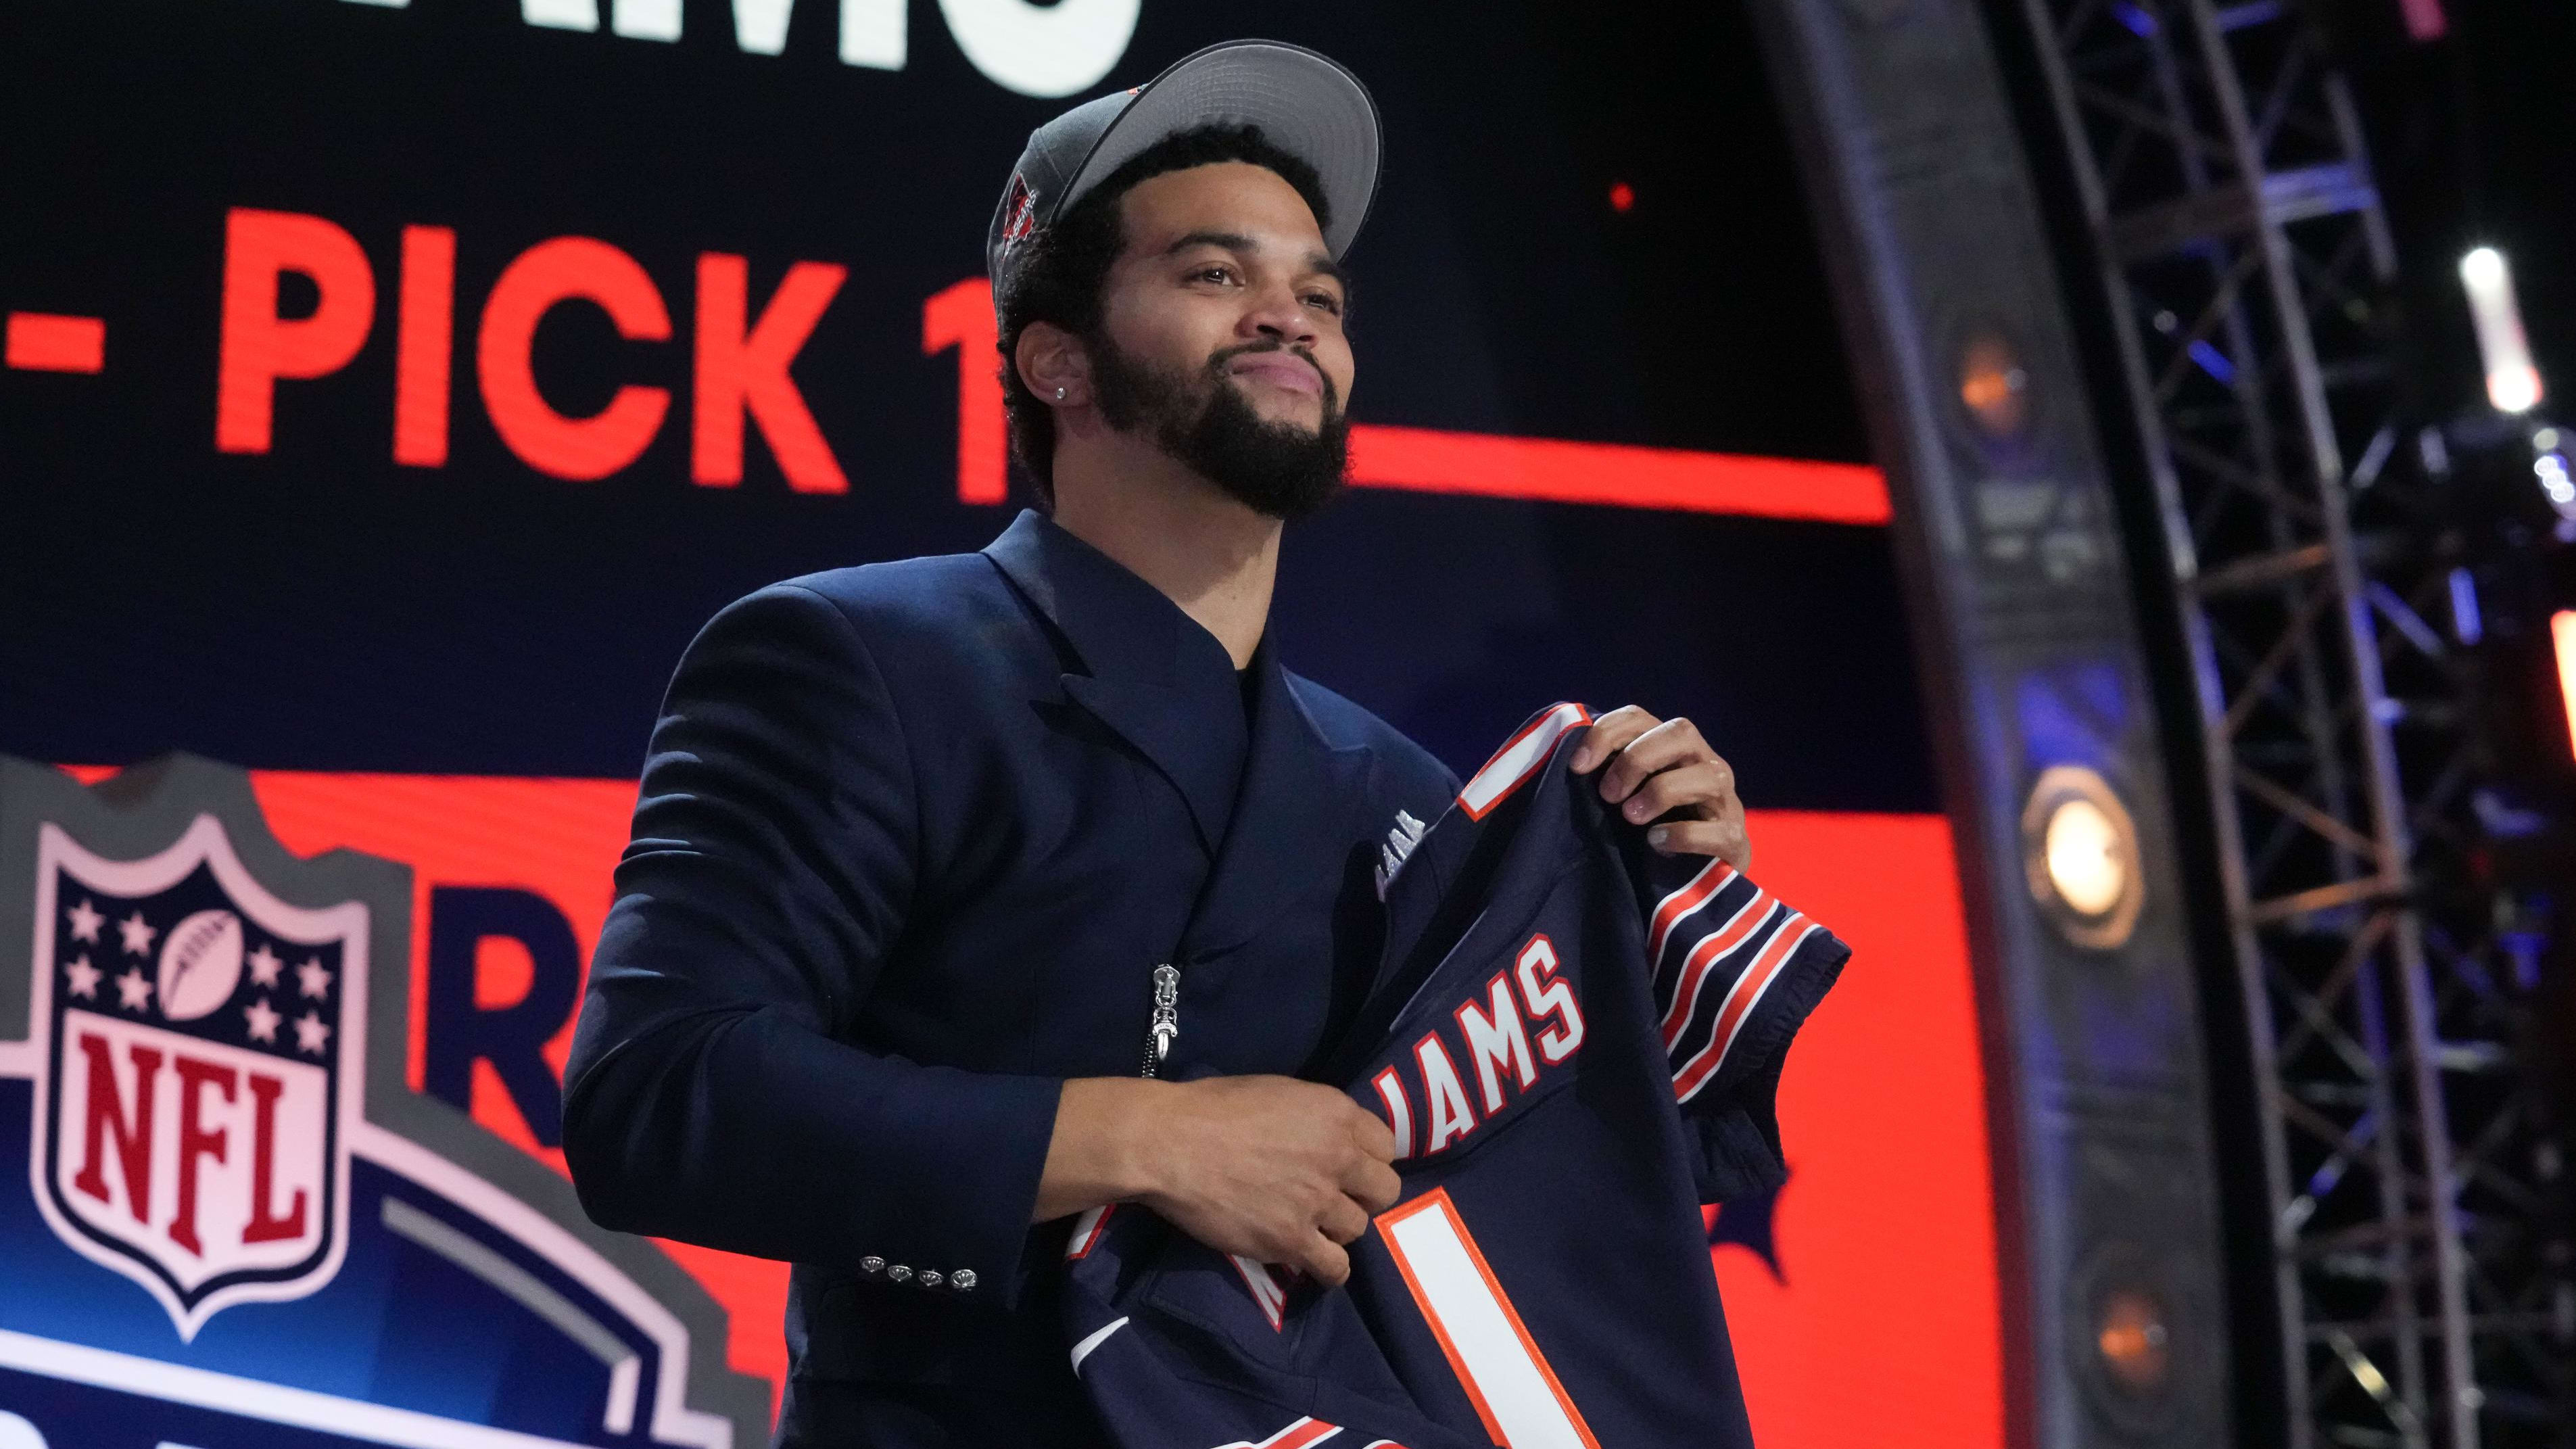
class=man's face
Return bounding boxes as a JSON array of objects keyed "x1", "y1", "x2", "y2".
[{"x1": 1088, "y1": 160, "x2": 1355, "y2": 519}]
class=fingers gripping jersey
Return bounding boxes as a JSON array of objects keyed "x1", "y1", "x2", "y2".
[{"x1": 1064, "y1": 705, "x2": 1851, "y2": 1449}]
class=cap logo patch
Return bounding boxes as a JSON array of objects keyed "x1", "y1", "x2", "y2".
[{"x1": 1000, "y1": 172, "x2": 1038, "y2": 248}]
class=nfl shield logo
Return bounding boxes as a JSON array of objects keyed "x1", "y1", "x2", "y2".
[{"x1": 26, "y1": 813, "x2": 364, "y2": 1339}]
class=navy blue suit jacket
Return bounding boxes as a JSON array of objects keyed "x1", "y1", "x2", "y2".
[{"x1": 563, "y1": 511, "x2": 1458, "y2": 1444}]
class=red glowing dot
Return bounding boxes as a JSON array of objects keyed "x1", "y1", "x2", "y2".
[{"x1": 1608, "y1": 182, "x2": 1635, "y2": 213}]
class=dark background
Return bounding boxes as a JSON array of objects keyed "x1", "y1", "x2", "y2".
[{"x1": 0, "y1": 0, "x2": 1931, "y2": 811}]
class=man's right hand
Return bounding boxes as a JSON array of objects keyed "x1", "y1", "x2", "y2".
[{"x1": 1036, "y1": 1074, "x2": 1401, "y2": 1285}]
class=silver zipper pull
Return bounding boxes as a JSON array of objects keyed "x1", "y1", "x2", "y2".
[{"x1": 1143, "y1": 963, "x2": 1180, "y2": 1076}]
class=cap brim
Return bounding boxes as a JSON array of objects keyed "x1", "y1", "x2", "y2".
[{"x1": 1059, "y1": 40, "x2": 1381, "y2": 260}]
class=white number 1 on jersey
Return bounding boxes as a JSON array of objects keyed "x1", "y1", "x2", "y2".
[{"x1": 1375, "y1": 1189, "x2": 1602, "y2": 1449}]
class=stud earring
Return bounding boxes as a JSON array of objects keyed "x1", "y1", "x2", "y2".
[{"x1": 1055, "y1": 386, "x2": 1067, "y2": 401}]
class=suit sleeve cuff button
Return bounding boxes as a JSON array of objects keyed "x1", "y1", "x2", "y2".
[
  {"x1": 887, "y1": 1264, "x2": 913, "y2": 1284},
  {"x1": 859, "y1": 1256, "x2": 885, "y2": 1276},
  {"x1": 951, "y1": 1268, "x2": 978, "y2": 1292}
]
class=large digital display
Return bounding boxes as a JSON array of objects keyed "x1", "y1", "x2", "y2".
[
  {"x1": 3, "y1": 1, "x2": 1998, "y2": 1442},
  {"x1": 1, "y1": 0, "x2": 1922, "y2": 801}
]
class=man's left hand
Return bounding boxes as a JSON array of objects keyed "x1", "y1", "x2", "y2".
[{"x1": 1567, "y1": 706, "x2": 1750, "y2": 868}]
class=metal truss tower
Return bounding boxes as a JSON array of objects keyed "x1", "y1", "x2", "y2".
[{"x1": 2013, "y1": 1, "x2": 2574, "y2": 1445}]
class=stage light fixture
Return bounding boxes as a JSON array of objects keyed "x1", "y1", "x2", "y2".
[
  {"x1": 1958, "y1": 333, "x2": 2030, "y2": 440},
  {"x1": 2461, "y1": 246, "x2": 2544, "y2": 414},
  {"x1": 2022, "y1": 765, "x2": 2143, "y2": 949},
  {"x1": 2094, "y1": 1287, "x2": 2172, "y2": 1394}
]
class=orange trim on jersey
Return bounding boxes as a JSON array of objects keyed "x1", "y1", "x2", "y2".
[
  {"x1": 1212, "y1": 1416, "x2": 1347, "y2": 1449},
  {"x1": 1269, "y1": 1420, "x2": 1343, "y2": 1449},
  {"x1": 1646, "y1": 858, "x2": 1736, "y2": 968},
  {"x1": 1066, "y1": 1203, "x2": 1116, "y2": 1260},
  {"x1": 1458, "y1": 703, "x2": 1592, "y2": 821},
  {"x1": 1375, "y1": 1189, "x2": 1601, "y2": 1449},
  {"x1": 1378, "y1": 1194, "x2": 1508, "y2": 1446},
  {"x1": 1659, "y1": 893, "x2": 1778, "y2": 1050},
  {"x1": 1674, "y1": 916, "x2": 1817, "y2": 1103},
  {"x1": 1247, "y1": 1418, "x2": 1343, "y2": 1449}
]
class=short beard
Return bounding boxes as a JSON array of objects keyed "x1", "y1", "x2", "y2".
[{"x1": 1088, "y1": 332, "x2": 1350, "y2": 521}]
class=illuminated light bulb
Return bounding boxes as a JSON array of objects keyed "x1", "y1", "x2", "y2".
[
  {"x1": 2021, "y1": 765, "x2": 2143, "y2": 949},
  {"x1": 2492, "y1": 367, "x2": 2544, "y2": 414},
  {"x1": 2462, "y1": 247, "x2": 2545, "y2": 414},
  {"x1": 2045, "y1": 798, "x2": 2126, "y2": 918}
]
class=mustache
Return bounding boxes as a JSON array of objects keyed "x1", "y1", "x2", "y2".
[{"x1": 1206, "y1": 341, "x2": 1333, "y2": 400}]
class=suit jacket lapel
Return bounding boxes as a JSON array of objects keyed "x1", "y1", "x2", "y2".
[
  {"x1": 1059, "y1": 672, "x2": 1240, "y2": 855},
  {"x1": 983, "y1": 511, "x2": 1375, "y2": 951},
  {"x1": 984, "y1": 511, "x2": 1244, "y2": 855},
  {"x1": 1180, "y1": 654, "x2": 1372, "y2": 961}
]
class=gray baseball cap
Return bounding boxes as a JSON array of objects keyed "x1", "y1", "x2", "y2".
[{"x1": 985, "y1": 40, "x2": 1381, "y2": 300}]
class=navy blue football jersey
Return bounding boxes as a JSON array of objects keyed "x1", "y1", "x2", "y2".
[{"x1": 1064, "y1": 704, "x2": 1851, "y2": 1448}]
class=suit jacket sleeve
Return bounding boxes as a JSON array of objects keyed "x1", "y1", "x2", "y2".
[{"x1": 562, "y1": 581, "x2": 1062, "y2": 1296}]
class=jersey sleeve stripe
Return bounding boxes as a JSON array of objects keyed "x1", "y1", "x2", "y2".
[
  {"x1": 1458, "y1": 703, "x2": 1591, "y2": 820},
  {"x1": 1649, "y1": 874, "x2": 1761, "y2": 1003},
  {"x1": 1656, "y1": 893, "x2": 1780, "y2": 1050},
  {"x1": 1644, "y1": 858, "x2": 1735, "y2": 969},
  {"x1": 1672, "y1": 917, "x2": 1821, "y2": 1105}
]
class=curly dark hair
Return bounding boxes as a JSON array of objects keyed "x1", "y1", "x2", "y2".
[{"x1": 995, "y1": 123, "x2": 1335, "y2": 506}]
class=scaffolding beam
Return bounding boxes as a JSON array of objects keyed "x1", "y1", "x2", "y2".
[{"x1": 2005, "y1": 0, "x2": 2576, "y2": 1443}]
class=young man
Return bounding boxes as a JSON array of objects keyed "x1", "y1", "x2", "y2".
[{"x1": 563, "y1": 40, "x2": 1750, "y2": 1447}]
